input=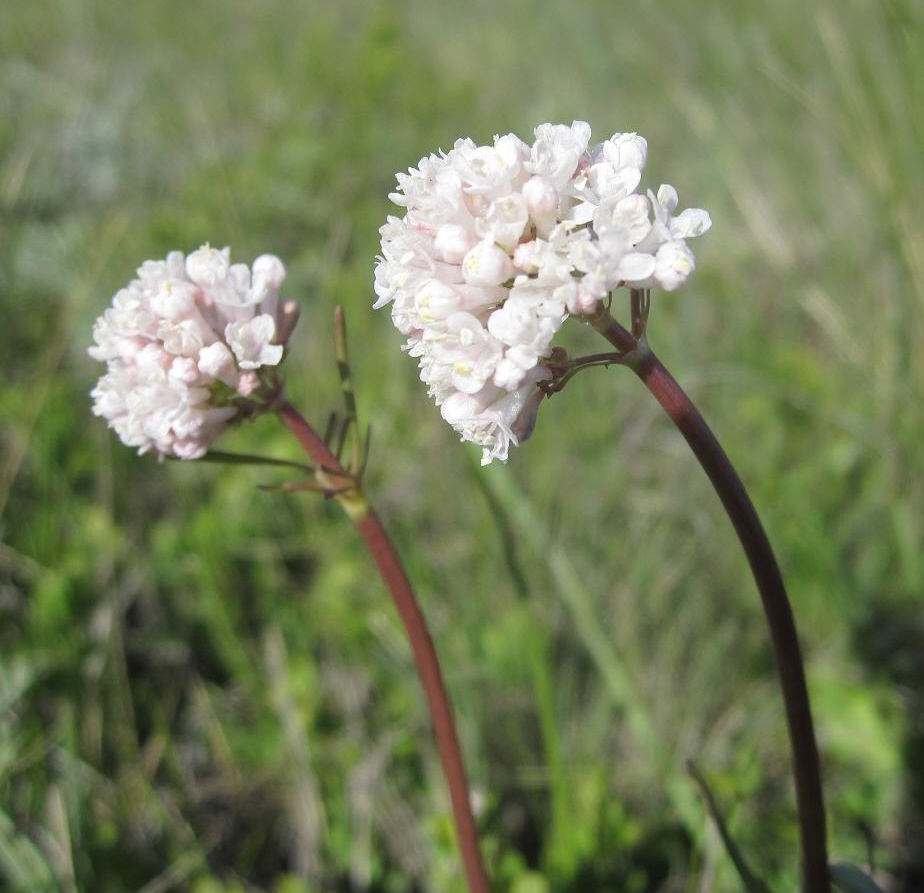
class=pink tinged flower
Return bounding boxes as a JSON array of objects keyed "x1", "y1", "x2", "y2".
[
  {"x1": 198, "y1": 341, "x2": 239, "y2": 387},
  {"x1": 169, "y1": 356, "x2": 201, "y2": 386},
  {"x1": 488, "y1": 296, "x2": 561, "y2": 356},
  {"x1": 111, "y1": 365, "x2": 234, "y2": 460},
  {"x1": 248, "y1": 253, "x2": 287, "y2": 318},
  {"x1": 439, "y1": 366, "x2": 551, "y2": 465},
  {"x1": 476, "y1": 193, "x2": 529, "y2": 252},
  {"x1": 413, "y1": 279, "x2": 500, "y2": 326},
  {"x1": 670, "y1": 206, "x2": 712, "y2": 239},
  {"x1": 511, "y1": 240, "x2": 571, "y2": 285},
  {"x1": 511, "y1": 241, "x2": 548, "y2": 276},
  {"x1": 597, "y1": 132, "x2": 648, "y2": 171},
  {"x1": 373, "y1": 260, "x2": 398, "y2": 308},
  {"x1": 185, "y1": 245, "x2": 238, "y2": 303},
  {"x1": 434, "y1": 224, "x2": 478, "y2": 264},
  {"x1": 527, "y1": 121, "x2": 593, "y2": 186},
  {"x1": 416, "y1": 350, "x2": 455, "y2": 403},
  {"x1": 655, "y1": 183, "x2": 680, "y2": 216},
  {"x1": 585, "y1": 163, "x2": 643, "y2": 206},
  {"x1": 415, "y1": 278, "x2": 463, "y2": 324},
  {"x1": 454, "y1": 134, "x2": 529, "y2": 197},
  {"x1": 555, "y1": 279, "x2": 602, "y2": 316},
  {"x1": 644, "y1": 185, "x2": 712, "y2": 246},
  {"x1": 462, "y1": 240, "x2": 515, "y2": 287},
  {"x1": 653, "y1": 241, "x2": 697, "y2": 290},
  {"x1": 491, "y1": 356, "x2": 526, "y2": 391},
  {"x1": 495, "y1": 340, "x2": 554, "y2": 386},
  {"x1": 148, "y1": 279, "x2": 201, "y2": 322},
  {"x1": 171, "y1": 438, "x2": 212, "y2": 460},
  {"x1": 426, "y1": 312, "x2": 503, "y2": 394},
  {"x1": 157, "y1": 318, "x2": 211, "y2": 357},
  {"x1": 617, "y1": 252, "x2": 658, "y2": 283},
  {"x1": 377, "y1": 120, "x2": 711, "y2": 463},
  {"x1": 89, "y1": 375, "x2": 131, "y2": 427},
  {"x1": 236, "y1": 371, "x2": 261, "y2": 397},
  {"x1": 594, "y1": 193, "x2": 653, "y2": 243},
  {"x1": 225, "y1": 314, "x2": 283, "y2": 370},
  {"x1": 492, "y1": 133, "x2": 532, "y2": 173},
  {"x1": 89, "y1": 245, "x2": 293, "y2": 459},
  {"x1": 522, "y1": 176, "x2": 559, "y2": 219},
  {"x1": 569, "y1": 230, "x2": 629, "y2": 286},
  {"x1": 521, "y1": 176, "x2": 561, "y2": 239}
]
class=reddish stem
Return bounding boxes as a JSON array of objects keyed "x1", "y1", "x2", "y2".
[
  {"x1": 590, "y1": 310, "x2": 830, "y2": 893},
  {"x1": 276, "y1": 401, "x2": 490, "y2": 893}
]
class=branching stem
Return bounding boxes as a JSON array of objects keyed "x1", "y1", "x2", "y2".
[{"x1": 276, "y1": 401, "x2": 490, "y2": 893}]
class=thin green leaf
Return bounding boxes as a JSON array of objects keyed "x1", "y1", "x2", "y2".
[
  {"x1": 187, "y1": 451, "x2": 314, "y2": 473},
  {"x1": 686, "y1": 761, "x2": 775, "y2": 893}
]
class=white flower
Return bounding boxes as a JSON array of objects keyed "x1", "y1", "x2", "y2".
[
  {"x1": 440, "y1": 366, "x2": 552, "y2": 465},
  {"x1": 423, "y1": 312, "x2": 504, "y2": 395},
  {"x1": 89, "y1": 245, "x2": 295, "y2": 458},
  {"x1": 376, "y1": 121, "x2": 711, "y2": 463},
  {"x1": 462, "y1": 239, "x2": 515, "y2": 287},
  {"x1": 225, "y1": 314, "x2": 284, "y2": 369},
  {"x1": 652, "y1": 240, "x2": 698, "y2": 291},
  {"x1": 527, "y1": 121, "x2": 592, "y2": 186}
]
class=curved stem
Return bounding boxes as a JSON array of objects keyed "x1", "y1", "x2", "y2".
[
  {"x1": 589, "y1": 311, "x2": 830, "y2": 893},
  {"x1": 276, "y1": 401, "x2": 490, "y2": 893}
]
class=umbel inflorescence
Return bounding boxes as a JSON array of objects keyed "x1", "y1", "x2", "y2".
[
  {"x1": 89, "y1": 245, "x2": 298, "y2": 459},
  {"x1": 374, "y1": 121, "x2": 711, "y2": 464}
]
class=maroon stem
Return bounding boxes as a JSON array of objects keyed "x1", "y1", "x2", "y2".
[
  {"x1": 276, "y1": 401, "x2": 490, "y2": 893},
  {"x1": 591, "y1": 312, "x2": 829, "y2": 893}
]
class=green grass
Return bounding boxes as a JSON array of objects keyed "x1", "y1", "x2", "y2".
[{"x1": 2, "y1": 0, "x2": 923, "y2": 890}]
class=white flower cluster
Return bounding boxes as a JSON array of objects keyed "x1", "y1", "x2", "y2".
[
  {"x1": 89, "y1": 245, "x2": 296, "y2": 459},
  {"x1": 375, "y1": 121, "x2": 711, "y2": 464}
]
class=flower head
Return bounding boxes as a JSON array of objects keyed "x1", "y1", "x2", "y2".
[
  {"x1": 375, "y1": 121, "x2": 711, "y2": 463},
  {"x1": 89, "y1": 245, "x2": 297, "y2": 459}
]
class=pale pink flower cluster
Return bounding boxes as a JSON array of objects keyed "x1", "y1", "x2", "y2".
[
  {"x1": 374, "y1": 121, "x2": 711, "y2": 464},
  {"x1": 89, "y1": 245, "x2": 297, "y2": 459}
]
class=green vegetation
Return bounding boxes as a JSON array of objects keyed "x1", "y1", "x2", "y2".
[{"x1": 2, "y1": 0, "x2": 923, "y2": 890}]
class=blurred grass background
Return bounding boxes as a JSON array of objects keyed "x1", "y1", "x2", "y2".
[{"x1": 2, "y1": 0, "x2": 923, "y2": 890}]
